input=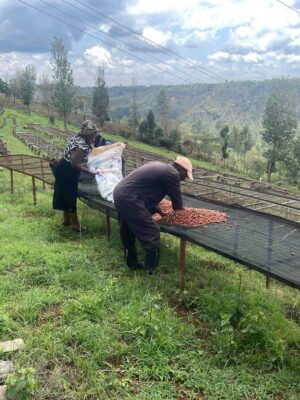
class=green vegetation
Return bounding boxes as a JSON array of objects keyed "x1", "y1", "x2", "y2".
[
  {"x1": 20, "y1": 65, "x2": 37, "y2": 115},
  {"x1": 6, "y1": 368, "x2": 36, "y2": 400},
  {"x1": 92, "y1": 67, "x2": 110, "y2": 128},
  {"x1": 0, "y1": 108, "x2": 300, "y2": 399},
  {"x1": 50, "y1": 37, "x2": 75, "y2": 130}
]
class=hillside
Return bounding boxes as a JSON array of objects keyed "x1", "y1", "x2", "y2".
[
  {"x1": 0, "y1": 108, "x2": 300, "y2": 399},
  {"x1": 79, "y1": 77, "x2": 300, "y2": 135}
]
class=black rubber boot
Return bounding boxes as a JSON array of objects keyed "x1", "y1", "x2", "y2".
[
  {"x1": 126, "y1": 247, "x2": 144, "y2": 270},
  {"x1": 145, "y1": 248, "x2": 160, "y2": 275}
]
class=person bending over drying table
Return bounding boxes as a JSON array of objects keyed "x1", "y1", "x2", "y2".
[
  {"x1": 113, "y1": 156, "x2": 193, "y2": 273},
  {"x1": 53, "y1": 120, "x2": 98, "y2": 232}
]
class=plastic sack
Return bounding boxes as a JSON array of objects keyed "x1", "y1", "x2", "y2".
[{"x1": 87, "y1": 142, "x2": 125, "y2": 203}]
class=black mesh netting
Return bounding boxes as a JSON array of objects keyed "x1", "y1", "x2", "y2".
[{"x1": 78, "y1": 177, "x2": 300, "y2": 290}]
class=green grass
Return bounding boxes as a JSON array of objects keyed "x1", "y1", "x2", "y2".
[{"x1": 0, "y1": 108, "x2": 300, "y2": 399}]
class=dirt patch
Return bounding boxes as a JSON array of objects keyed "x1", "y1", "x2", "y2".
[
  {"x1": 38, "y1": 303, "x2": 62, "y2": 324},
  {"x1": 171, "y1": 301, "x2": 210, "y2": 341},
  {"x1": 174, "y1": 382, "x2": 206, "y2": 400}
]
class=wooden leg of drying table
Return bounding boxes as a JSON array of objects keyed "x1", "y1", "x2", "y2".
[
  {"x1": 105, "y1": 209, "x2": 111, "y2": 241},
  {"x1": 10, "y1": 170, "x2": 13, "y2": 193},
  {"x1": 266, "y1": 275, "x2": 272, "y2": 289},
  {"x1": 32, "y1": 176, "x2": 36, "y2": 205},
  {"x1": 179, "y1": 239, "x2": 187, "y2": 290}
]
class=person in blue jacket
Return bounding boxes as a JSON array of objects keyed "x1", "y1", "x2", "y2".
[{"x1": 94, "y1": 132, "x2": 112, "y2": 147}]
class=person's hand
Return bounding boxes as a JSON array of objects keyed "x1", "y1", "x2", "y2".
[{"x1": 89, "y1": 170, "x2": 98, "y2": 176}]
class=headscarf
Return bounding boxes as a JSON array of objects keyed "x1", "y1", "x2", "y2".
[{"x1": 79, "y1": 120, "x2": 99, "y2": 139}]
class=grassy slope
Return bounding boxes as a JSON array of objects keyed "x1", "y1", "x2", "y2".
[{"x1": 0, "y1": 109, "x2": 300, "y2": 399}]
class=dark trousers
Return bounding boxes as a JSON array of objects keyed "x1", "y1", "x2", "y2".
[
  {"x1": 53, "y1": 159, "x2": 79, "y2": 213},
  {"x1": 114, "y1": 193, "x2": 160, "y2": 251}
]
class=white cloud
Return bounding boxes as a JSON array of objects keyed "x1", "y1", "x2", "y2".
[
  {"x1": 176, "y1": 30, "x2": 214, "y2": 47},
  {"x1": 209, "y1": 51, "x2": 260, "y2": 63},
  {"x1": 83, "y1": 46, "x2": 112, "y2": 67},
  {"x1": 127, "y1": 0, "x2": 199, "y2": 15},
  {"x1": 0, "y1": 52, "x2": 49, "y2": 79},
  {"x1": 142, "y1": 27, "x2": 172, "y2": 46}
]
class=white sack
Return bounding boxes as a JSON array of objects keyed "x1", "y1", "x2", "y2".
[{"x1": 87, "y1": 143, "x2": 125, "y2": 202}]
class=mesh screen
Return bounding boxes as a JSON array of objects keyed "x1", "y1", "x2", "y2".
[{"x1": 78, "y1": 178, "x2": 300, "y2": 290}]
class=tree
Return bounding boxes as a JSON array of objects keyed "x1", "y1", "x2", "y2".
[
  {"x1": 0, "y1": 78, "x2": 9, "y2": 96},
  {"x1": 138, "y1": 119, "x2": 148, "y2": 143},
  {"x1": 9, "y1": 71, "x2": 22, "y2": 103},
  {"x1": 219, "y1": 125, "x2": 230, "y2": 166},
  {"x1": 229, "y1": 125, "x2": 241, "y2": 153},
  {"x1": 129, "y1": 80, "x2": 139, "y2": 139},
  {"x1": 239, "y1": 125, "x2": 253, "y2": 172},
  {"x1": 39, "y1": 74, "x2": 52, "y2": 114},
  {"x1": 169, "y1": 128, "x2": 181, "y2": 151},
  {"x1": 138, "y1": 110, "x2": 157, "y2": 144},
  {"x1": 73, "y1": 94, "x2": 85, "y2": 115},
  {"x1": 261, "y1": 92, "x2": 297, "y2": 182},
  {"x1": 92, "y1": 67, "x2": 109, "y2": 127},
  {"x1": 20, "y1": 64, "x2": 37, "y2": 114},
  {"x1": 283, "y1": 136, "x2": 300, "y2": 184},
  {"x1": 156, "y1": 89, "x2": 170, "y2": 134},
  {"x1": 50, "y1": 37, "x2": 75, "y2": 130},
  {"x1": 146, "y1": 110, "x2": 156, "y2": 136}
]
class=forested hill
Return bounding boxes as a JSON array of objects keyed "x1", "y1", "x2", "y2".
[{"x1": 79, "y1": 78, "x2": 300, "y2": 134}]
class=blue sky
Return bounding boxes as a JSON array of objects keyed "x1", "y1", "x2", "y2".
[{"x1": 0, "y1": 0, "x2": 300, "y2": 86}]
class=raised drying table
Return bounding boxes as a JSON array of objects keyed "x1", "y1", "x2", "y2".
[{"x1": 78, "y1": 178, "x2": 300, "y2": 291}]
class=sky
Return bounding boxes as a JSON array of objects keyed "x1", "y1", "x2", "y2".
[{"x1": 0, "y1": 0, "x2": 300, "y2": 87}]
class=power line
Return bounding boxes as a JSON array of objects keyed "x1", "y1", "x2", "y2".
[
  {"x1": 274, "y1": 0, "x2": 300, "y2": 14},
  {"x1": 71, "y1": 0, "x2": 227, "y2": 82},
  {"x1": 18, "y1": 0, "x2": 195, "y2": 85},
  {"x1": 39, "y1": 0, "x2": 205, "y2": 83}
]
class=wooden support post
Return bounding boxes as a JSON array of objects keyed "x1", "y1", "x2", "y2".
[
  {"x1": 179, "y1": 239, "x2": 187, "y2": 290},
  {"x1": 105, "y1": 209, "x2": 111, "y2": 241},
  {"x1": 32, "y1": 176, "x2": 36, "y2": 205},
  {"x1": 266, "y1": 275, "x2": 272, "y2": 289},
  {"x1": 10, "y1": 170, "x2": 13, "y2": 193},
  {"x1": 40, "y1": 159, "x2": 46, "y2": 189}
]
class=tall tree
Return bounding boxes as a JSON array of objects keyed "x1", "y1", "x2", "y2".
[
  {"x1": 50, "y1": 37, "x2": 75, "y2": 130},
  {"x1": 138, "y1": 110, "x2": 157, "y2": 144},
  {"x1": 146, "y1": 110, "x2": 156, "y2": 136},
  {"x1": 229, "y1": 125, "x2": 241, "y2": 153},
  {"x1": 169, "y1": 128, "x2": 181, "y2": 151},
  {"x1": 20, "y1": 64, "x2": 37, "y2": 114},
  {"x1": 283, "y1": 136, "x2": 300, "y2": 184},
  {"x1": 92, "y1": 67, "x2": 109, "y2": 127},
  {"x1": 219, "y1": 125, "x2": 230, "y2": 166},
  {"x1": 9, "y1": 71, "x2": 22, "y2": 103},
  {"x1": 261, "y1": 92, "x2": 297, "y2": 182},
  {"x1": 39, "y1": 74, "x2": 52, "y2": 114},
  {"x1": 157, "y1": 89, "x2": 170, "y2": 134},
  {"x1": 129, "y1": 79, "x2": 139, "y2": 139},
  {"x1": 239, "y1": 125, "x2": 253, "y2": 172}
]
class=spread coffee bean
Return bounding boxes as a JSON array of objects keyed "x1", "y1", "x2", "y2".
[{"x1": 153, "y1": 199, "x2": 228, "y2": 227}]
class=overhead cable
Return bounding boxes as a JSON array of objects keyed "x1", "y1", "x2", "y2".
[
  {"x1": 274, "y1": 0, "x2": 300, "y2": 14},
  {"x1": 71, "y1": 0, "x2": 227, "y2": 82},
  {"x1": 17, "y1": 0, "x2": 195, "y2": 85},
  {"x1": 40, "y1": 0, "x2": 205, "y2": 83}
]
